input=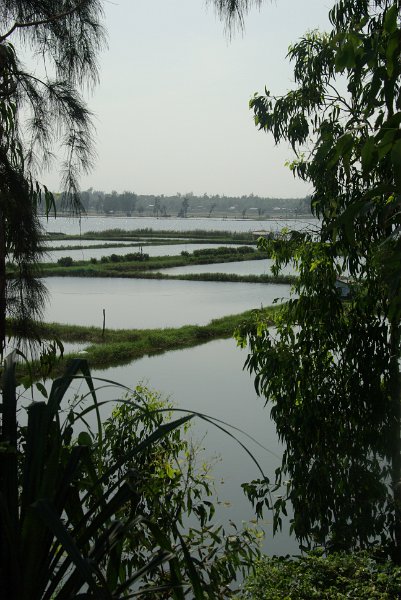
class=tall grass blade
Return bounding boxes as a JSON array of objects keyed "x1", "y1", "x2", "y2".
[{"x1": 33, "y1": 498, "x2": 110, "y2": 599}]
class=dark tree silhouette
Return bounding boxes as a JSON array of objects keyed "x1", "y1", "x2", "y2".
[{"x1": 0, "y1": 1, "x2": 105, "y2": 351}]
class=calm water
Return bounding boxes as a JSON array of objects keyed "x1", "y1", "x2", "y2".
[
  {"x1": 41, "y1": 215, "x2": 319, "y2": 235},
  {"x1": 158, "y1": 259, "x2": 297, "y2": 277},
  {"x1": 66, "y1": 338, "x2": 298, "y2": 556},
  {"x1": 43, "y1": 278, "x2": 291, "y2": 329},
  {"x1": 36, "y1": 216, "x2": 301, "y2": 555}
]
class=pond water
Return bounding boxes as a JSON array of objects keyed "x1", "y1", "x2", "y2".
[
  {"x1": 158, "y1": 259, "x2": 297, "y2": 277},
  {"x1": 66, "y1": 337, "x2": 298, "y2": 556},
  {"x1": 41, "y1": 215, "x2": 319, "y2": 235},
  {"x1": 43, "y1": 278, "x2": 291, "y2": 329},
  {"x1": 35, "y1": 216, "x2": 302, "y2": 557},
  {"x1": 44, "y1": 243, "x2": 241, "y2": 263}
]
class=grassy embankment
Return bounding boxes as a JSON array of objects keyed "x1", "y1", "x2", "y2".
[
  {"x1": 35, "y1": 246, "x2": 296, "y2": 284},
  {"x1": 42, "y1": 228, "x2": 259, "y2": 252},
  {"x1": 19, "y1": 230, "x2": 287, "y2": 376},
  {"x1": 16, "y1": 305, "x2": 279, "y2": 378},
  {"x1": 46, "y1": 228, "x2": 258, "y2": 243}
]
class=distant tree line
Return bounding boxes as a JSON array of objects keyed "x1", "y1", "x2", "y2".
[{"x1": 42, "y1": 188, "x2": 312, "y2": 218}]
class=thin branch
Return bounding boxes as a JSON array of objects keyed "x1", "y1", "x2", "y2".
[{"x1": 0, "y1": 0, "x2": 87, "y2": 42}]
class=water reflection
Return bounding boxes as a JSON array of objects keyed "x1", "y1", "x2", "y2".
[
  {"x1": 43, "y1": 278, "x2": 291, "y2": 329},
  {"x1": 81, "y1": 338, "x2": 298, "y2": 556}
]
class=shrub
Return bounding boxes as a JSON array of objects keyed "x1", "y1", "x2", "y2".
[
  {"x1": 57, "y1": 256, "x2": 73, "y2": 266},
  {"x1": 241, "y1": 551, "x2": 401, "y2": 599},
  {"x1": 124, "y1": 252, "x2": 149, "y2": 261},
  {"x1": 237, "y1": 246, "x2": 256, "y2": 254},
  {"x1": 193, "y1": 247, "x2": 238, "y2": 257},
  {"x1": 0, "y1": 356, "x2": 263, "y2": 598},
  {"x1": 98, "y1": 386, "x2": 262, "y2": 596}
]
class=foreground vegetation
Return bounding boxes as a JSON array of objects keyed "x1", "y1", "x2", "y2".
[
  {"x1": 241, "y1": 551, "x2": 401, "y2": 599},
  {"x1": 237, "y1": 0, "x2": 401, "y2": 564},
  {"x1": 2, "y1": 353, "x2": 265, "y2": 598}
]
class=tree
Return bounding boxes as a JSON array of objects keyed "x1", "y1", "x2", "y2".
[
  {"x1": 119, "y1": 190, "x2": 137, "y2": 215},
  {"x1": 177, "y1": 196, "x2": 190, "y2": 218},
  {"x1": 236, "y1": 0, "x2": 401, "y2": 559},
  {"x1": 103, "y1": 193, "x2": 115, "y2": 214},
  {"x1": 153, "y1": 196, "x2": 161, "y2": 217},
  {"x1": 0, "y1": 1, "x2": 105, "y2": 352}
]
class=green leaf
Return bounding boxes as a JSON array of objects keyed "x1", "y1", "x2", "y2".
[
  {"x1": 35, "y1": 382, "x2": 48, "y2": 399},
  {"x1": 77, "y1": 431, "x2": 93, "y2": 446},
  {"x1": 335, "y1": 42, "x2": 355, "y2": 71},
  {"x1": 386, "y1": 31, "x2": 400, "y2": 77},
  {"x1": 33, "y1": 499, "x2": 106, "y2": 598},
  {"x1": 391, "y1": 138, "x2": 401, "y2": 168},
  {"x1": 361, "y1": 138, "x2": 377, "y2": 173},
  {"x1": 392, "y1": 138, "x2": 401, "y2": 189},
  {"x1": 384, "y1": 5, "x2": 398, "y2": 34}
]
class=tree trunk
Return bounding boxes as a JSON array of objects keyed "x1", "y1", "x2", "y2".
[
  {"x1": 390, "y1": 321, "x2": 401, "y2": 564},
  {"x1": 0, "y1": 210, "x2": 6, "y2": 354}
]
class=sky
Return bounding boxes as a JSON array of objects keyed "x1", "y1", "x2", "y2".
[{"x1": 44, "y1": 0, "x2": 333, "y2": 198}]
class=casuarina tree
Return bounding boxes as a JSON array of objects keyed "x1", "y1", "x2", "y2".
[{"x1": 0, "y1": 1, "x2": 106, "y2": 352}]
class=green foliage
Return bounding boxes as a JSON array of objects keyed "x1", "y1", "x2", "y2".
[
  {"x1": 238, "y1": 0, "x2": 401, "y2": 555},
  {"x1": 99, "y1": 252, "x2": 150, "y2": 264},
  {"x1": 38, "y1": 246, "x2": 269, "y2": 279},
  {"x1": 97, "y1": 387, "x2": 262, "y2": 597},
  {"x1": 193, "y1": 246, "x2": 254, "y2": 257},
  {"x1": 241, "y1": 550, "x2": 401, "y2": 599},
  {"x1": 0, "y1": 1, "x2": 105, "y2": 350},
  {"x1": 0, "y1": 355, "x2": 263, "y2": 598},
  {"x1": 237, "y1": 252, "x2": 393, "y2": 550},
  {"x1": 57, "y1": 256, "x2": 74, "y2": 267}
]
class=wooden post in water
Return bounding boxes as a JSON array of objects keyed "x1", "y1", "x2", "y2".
[{"x1": 102, "y1": 309, "x2": 106, "y2": 339}]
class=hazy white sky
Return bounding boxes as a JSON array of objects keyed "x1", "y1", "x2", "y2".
[{"x1": 45, "y1": 0, "x2": 332, "y2": 198}]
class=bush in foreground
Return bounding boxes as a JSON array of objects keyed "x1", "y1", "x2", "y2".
[
  {"x1": 0, "y1": 355, "x2": 262, "y2": 598},
  {"x1": 240, "y1": 551, "x2": 401, "y2": 599}
]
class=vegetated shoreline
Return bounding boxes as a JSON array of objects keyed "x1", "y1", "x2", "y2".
[
  {"x1": 37, "y1": 268, "x2": 295, "y2": 285},
  {"x1": 34, "y1": 249, "x2": 297, "y2": 284},
  {"x1": 45, "y1": 228, "x2": 259, "y2": 243},
  {"x1": 12, "y1": 305, "x2": 279, "y2": 378}
]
